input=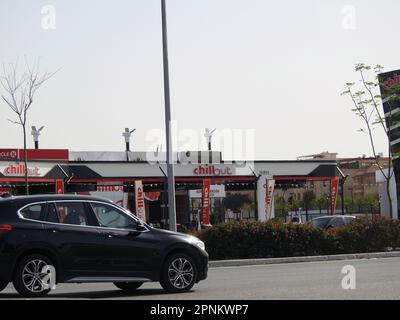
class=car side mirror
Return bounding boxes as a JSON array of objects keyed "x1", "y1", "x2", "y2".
[{"x1": 136, "y1": 221, "x2": 147, "y2": 232}]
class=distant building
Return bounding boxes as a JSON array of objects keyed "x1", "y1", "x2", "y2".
[
  {"x1": 298, "y1": 151, "x2": 389, "y2": 199},
  {"x1": 297, "y1": 151, "x2": 338, "y2": 161},
  {"x1": 339, "y1": 155, "x2": 389, "y2": 199},
  {"x1": 275, "y1": 151, "x2": 389, "y2": 215}
]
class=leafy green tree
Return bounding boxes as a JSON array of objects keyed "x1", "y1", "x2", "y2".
[
  {"x1": 342, "y1": 63, "x2": 400, "y2": 218},
  {"x1": 316, "y1": 196, "x2": 329, "y2": 214},
  {"x1": 275, "y1": 196, "x2": 289, "y2": 220},
  {"x1": 352, "y1": 195, "x2": 379, "y2": 214}
]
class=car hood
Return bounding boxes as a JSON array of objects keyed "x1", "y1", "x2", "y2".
[{"x1": 150, "y1": 227, "x2": 198, "y2": 241}]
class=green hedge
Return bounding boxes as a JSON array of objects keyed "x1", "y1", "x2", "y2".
[{"x1": 197, "y1": 216, "x2": 400, "y2": 260}]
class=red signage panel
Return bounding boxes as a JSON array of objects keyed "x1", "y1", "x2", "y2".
[
  {"x1": 0, "y1": 149, "x2": 19, "y2": 160},
  {"x1": 55, "y1": 180, "x2": 64, "y2": 194},
  {"x1": 0, "y1": 149, "x2": 68, "y2": 160},
  {"x1": 331, "y1": 177, "x2": 339, "y2": 215},
  {"x1": 202, "y1": 179, "x2": 211, "y2": 225}
]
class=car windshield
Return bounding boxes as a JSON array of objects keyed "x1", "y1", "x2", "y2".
[{"x1": 311, "y1": 217, "x2": 331, "y2": 228}]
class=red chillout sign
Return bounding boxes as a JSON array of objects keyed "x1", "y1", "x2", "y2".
[
  {"x1": 193, "y1": 165, "x2": 233, "y2": 176},
  {"x1": 383, "y1": 74, "x2": 400, "y2": 90},
  {"x1": 3, "y1": 164, "x2": 41, "y2": 176},
  {"x1": 202, "y1": 179, "x2": 211, "y2": 225},
  {"x1": 134, "y1": 181, "x2": 146, "y2": 222},
  {"x1": 137, "y1": 187, "x2": 144, "y2": 208},
  {"x1": 331, "y1": 178, "x2": 339, "y2": 215}
]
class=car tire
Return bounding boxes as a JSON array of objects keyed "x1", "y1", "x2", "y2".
[
  {"x1": 13, "y1": 254, "x2": 54, "y2": 298},
  {"x1": 160, "y1": 253, "x2": 197, "y2": 293},
  {"x1": 0, "y1": 281, "x2": 8, "y2": 292},
  {"x1": 113, "y1": 282, "x2": 143, "y2": 292}
]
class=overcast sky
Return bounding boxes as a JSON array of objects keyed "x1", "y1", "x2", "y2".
[{"x1": 1, "y1": 0, "x2": 399, "y2": 160}]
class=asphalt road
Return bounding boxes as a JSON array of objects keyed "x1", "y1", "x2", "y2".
[{"x1": 1, "y1": 257, "x2": 400, "y2": 300}]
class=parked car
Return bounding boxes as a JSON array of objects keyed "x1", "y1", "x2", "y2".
[
  {"x1": 0, "y1": 195, "x2": 208, "y2": 297},
  {"x1": 310, "y1": 215, "x2": 356, "y2": 230}
]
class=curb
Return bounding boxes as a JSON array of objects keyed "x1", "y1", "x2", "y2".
[{"x1": 209, "y1": 251, "x2": 400, "y2": 268}]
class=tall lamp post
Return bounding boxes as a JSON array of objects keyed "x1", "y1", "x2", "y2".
[
  {"x1": 31, "y1": 126, "x2": 44, "y2": 149},
  {"x1": 161, "y1": 0, "x2": 177, "y2": 231},
  {"x1": 340, "y1": 176, "x2": 349, "y2": 214},
  {"x1": 337, "y1": 166, "x2": 349, "y2": 215},
  {"x1": 204, "y1": 128, "x2": 216, "y2": 151}
]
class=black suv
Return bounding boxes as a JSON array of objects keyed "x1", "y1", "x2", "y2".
[{"x1": 0, "y1": 195, "x2": 208, "y2": 297}]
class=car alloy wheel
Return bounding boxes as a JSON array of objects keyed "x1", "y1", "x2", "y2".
[
  {"x1": 168, "y1": 258, "x2": 194, "y2": 289},
  {"x1": 161, "y1": 253, "x2": 197, "y2": 292},
  {"x1": 13, "y1": 254, "x2": 54, "y2": 297},
  {"x1": 22, "y1": 259, "x2": 51, "y2": 293}
]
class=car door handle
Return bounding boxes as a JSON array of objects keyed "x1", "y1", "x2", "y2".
[
  {"x1": 105, "y1": 232, "x2": 127, "y2": 238},
  {"x1": 104, "y1": 232, "x2": 118, "y2": 238}
]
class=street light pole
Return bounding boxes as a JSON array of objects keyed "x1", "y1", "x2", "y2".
[
  {"x1": 161, "y1": 0, "x2": 177, "y2": 232},
  {"x1": 340, "y1": 176, "x2": 348, "y2": 215},
  {"x1": 336, "y1": 167, "x2": 348, "y2": 215}
]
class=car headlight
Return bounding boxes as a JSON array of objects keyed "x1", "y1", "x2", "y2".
[
  {"x1": 195, "y1": 240, "x2": 206, "y2": 251},
  {"x1": 189, "y1": 237, "x2": 206, "y2": 251}
]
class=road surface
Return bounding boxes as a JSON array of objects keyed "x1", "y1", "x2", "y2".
[{"x1": 1, "y1": 257, "x2": 400, "y2": 299}]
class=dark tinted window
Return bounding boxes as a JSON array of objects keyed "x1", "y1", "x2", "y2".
[
  {"x1": 345, "y1": 217, "x2": 356, "y2": 224},
  {"x1": 90, "y1": 202, "x2": 137, "y2": 230},
  {"x1": 330, "y1": 217, "x2": 345, "y2": 227},
  {"x1": 311, "y1": 217, "x2": 331, "y2": 228},
  {"x1": 46, "y1": 203, "x2": 59, "y2": 223},
  {"x1": 46, "y1": 202, "x2": 90, "y2": 226},
  {"x1": 19, "y1": 204, "x2": 45, "y2": 221}
]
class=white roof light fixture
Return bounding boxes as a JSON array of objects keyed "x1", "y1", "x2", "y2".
[
  {"x1": 122, "y1": 128, "x2": 136, "y2": 151},
  {"x1": 31, "y1": 126, "x2": 44, "y2": 149}
]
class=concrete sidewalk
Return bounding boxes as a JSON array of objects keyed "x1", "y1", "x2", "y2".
[{"x1": 209, "y1": 251, "x2": 400, "y2": 268}]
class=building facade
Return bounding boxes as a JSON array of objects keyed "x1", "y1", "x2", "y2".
[{"x1": 0, "y1": 148, "x2": 339, "y2": 228}]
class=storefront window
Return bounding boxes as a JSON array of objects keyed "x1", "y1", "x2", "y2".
[{"x1": 223, "y1": 190, "x2": 255, "y2": 221}]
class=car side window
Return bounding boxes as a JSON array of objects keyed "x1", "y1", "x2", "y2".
[
  {"x1": 330, "y1": 217, "x2": 344, "y2": 227},
  {"x1": 19, "y1": 204, "x2": 46, "y2": 221},
  {"x1": 46, "y1": 202, "x2": 90, "y2": 226},
  {"x1": 345, "y1": 217, "x2": 356, "y2": 224},
  {"x1": 90, "y1": 202, "x2": 137, "y2": 230}
]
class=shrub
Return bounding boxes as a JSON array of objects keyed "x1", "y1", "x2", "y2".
[
  {"x1": 197, "y1": 217, "x2": 400, "y2": 260},
  {"x1": 332, "y1": 216, "x2": 400, "y2": 253}
]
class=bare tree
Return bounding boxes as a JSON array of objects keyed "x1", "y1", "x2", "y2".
[
  {"x1": 342, "y1": 63, "x2": 400, "y2": 218},
  {"x1": 0, "y1": 59, "x2": 56, "y2": 195}
]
